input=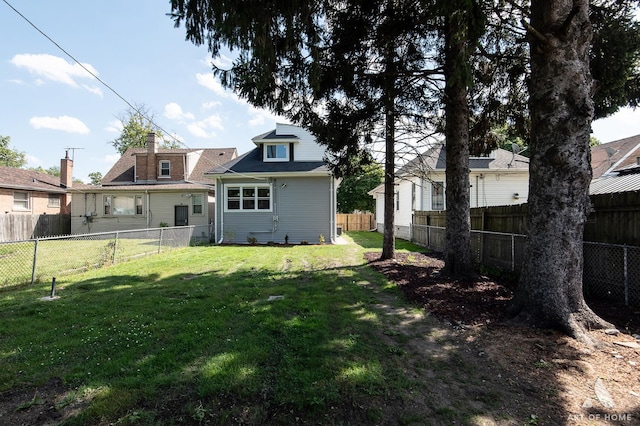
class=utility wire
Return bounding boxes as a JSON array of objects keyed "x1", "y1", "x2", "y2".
[
  {"x1": 0, "y1": 0, "x2": 171, "y2": 140},
  {"x1": 3, "y1": 0, "x2": 266, "y2": 181}
]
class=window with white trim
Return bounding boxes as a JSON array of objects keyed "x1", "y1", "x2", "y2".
[
  {"x1": 48, "y1": 194, "x2": 61, "y2": 208},
  {"x1": 104, "y1": 195, "x2": 144, "y2": 216},
  {"x1": 411, "y1": 183, "x2": 416, "y2": 210},
  {"x1": 264, "y1": 143, "x2": 289, "y2": 162},
  {"x1": 159, "y1": 160, "x2": 170, "y2": 177},
  {"x1": 13, "y1": 191, "x2": 30, "y2": 211},
  {"x1": 225, "y1": 185, "x2": 272, "y2": 211},
  {"x1": 192, "y1": 194, "x2": 203, "y2": 214},
  {"x1": 431, "y1": 182, "x2": 444, "y2": 211}
]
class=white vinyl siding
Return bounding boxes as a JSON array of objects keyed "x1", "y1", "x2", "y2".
[{"x1": 274, "y1": 124, "x2": 324, "y2": 161}]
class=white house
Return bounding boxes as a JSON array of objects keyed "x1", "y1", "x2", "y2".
[{"x1": 369, "y1": 144, "x2": 530, "y2": 239}]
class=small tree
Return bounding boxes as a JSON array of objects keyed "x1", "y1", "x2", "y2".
[
  {"x1": 0, "y1": 135, "x2": 26, "y2": 168},
  {"x1": 88, "y1": 172, "x2": 103, "y2": 186},
  {"x1": 337, "y1": 163, "x2": 383, "y2": 213},
  {"x1": 111, "y1": 105, "x2": 174, "y2": 155}
]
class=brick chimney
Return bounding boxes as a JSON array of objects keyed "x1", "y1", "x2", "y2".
[
  {"x1": 60, "y1": 150, "x2": 73, "y2": 189},
  {"x1": 60, "y1": 151, "x2": 73, "y2": 214},
  {"x1": 146, "y1": 132, "x2": 158, "y2": 181}
]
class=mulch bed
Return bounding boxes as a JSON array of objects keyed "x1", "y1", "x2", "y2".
[{"x1": 364, "y1": 251, "x2": 640, "y2": 335}]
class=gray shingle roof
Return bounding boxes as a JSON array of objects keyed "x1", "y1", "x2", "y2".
[
  {"x1": 207, "y1": 147, "x2": 329, "y2": 175},
  {"x1": 397, "y1": 144, "x2": 529, "y2": 177}
]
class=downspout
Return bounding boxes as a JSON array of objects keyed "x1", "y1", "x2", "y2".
[
  {"x1": 217, "y1": 177, "x2": 224, "y2": 244},
  {"x1": 146, "y1": 190, "x2": 150, "y2": 228},
  {"x1": 272, "y1": 178, "x2": 277, "y2": 240},
  {"x1": 183, "y1": 155, "x2": 187, "y2": 181},
  {"x1": 330, "y1": 176, "x2": 336, "y2": 243}
]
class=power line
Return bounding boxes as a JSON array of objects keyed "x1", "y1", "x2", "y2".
[
  {"x1": 2, "y1": 0, "x2": 182, "y2": 145},
  {"x1": 2, "y1": 0, "x2": 269, "y2": 181}
]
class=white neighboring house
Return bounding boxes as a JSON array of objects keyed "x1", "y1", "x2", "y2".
[{"x1": 368, "y1": 144, "x2": 530, "y2": 239}]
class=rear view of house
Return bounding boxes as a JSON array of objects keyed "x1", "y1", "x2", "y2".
[
  {"x1": 369, "y1": 144, "x2": 530, "y2": 239},
  {"x1": 207, "y1": 123, "x2": 339, "y2": 244},
  {"x1": 70, "y1": 133, "x2": 236, "y2": 239}
]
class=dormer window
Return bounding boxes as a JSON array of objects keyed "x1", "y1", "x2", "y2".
[
  {"x1": 159, "y1": 160, "x2": 170, "y2": 177},
  {"x1": 264, "y1": 143, "x2": 289, "y2": 162}
]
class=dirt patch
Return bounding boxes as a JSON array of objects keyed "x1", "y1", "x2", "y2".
[{"x1": 365, "y1": 251, "x2": 640, "y2": 425}]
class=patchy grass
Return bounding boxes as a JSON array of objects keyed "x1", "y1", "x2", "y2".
[{"x1": 0, "y1": 234, "x2": 422, "y2": 424}]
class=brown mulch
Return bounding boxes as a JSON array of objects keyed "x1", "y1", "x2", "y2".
[
  {"x1": 364, "y1": 251, "x2": 640, "y2": 335},
  {"x1": 364, "y1": 250, "x2": 640, "y2": 425}
]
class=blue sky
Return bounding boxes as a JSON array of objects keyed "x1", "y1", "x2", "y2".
[{"x1": 2, "y1": 0, "x2": 640, "y2": 183}]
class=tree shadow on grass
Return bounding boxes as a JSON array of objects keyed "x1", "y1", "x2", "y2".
[{"x1": 4, "y1": 242, "x2": 637, "y2": 425}]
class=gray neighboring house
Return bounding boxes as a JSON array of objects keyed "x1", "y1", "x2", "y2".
[{"x1": 207, "y1": 123, "x2": 339, "y2": 244}]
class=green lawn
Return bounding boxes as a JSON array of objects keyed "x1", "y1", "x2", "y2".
[{"x1": 0, "y1": 232, "x2": 430, "y2": 425}]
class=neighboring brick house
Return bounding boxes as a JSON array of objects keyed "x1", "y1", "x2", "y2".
[
  {"x1": 0, "y1": 153, "x2": 73, "y2": 215},
  {"x1": 70, "y1": 133, "x2": 237, "y2": 238}
]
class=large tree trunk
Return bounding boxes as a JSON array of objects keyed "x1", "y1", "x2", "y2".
[
  {"x1": 381, "y1": 30, "x2": 396, "y2": 261},
  {"x1": 443, "y1": 10, "x2": 472, "y2": 276},
  {"x1": 381, "y1": 109, "x2": 396, "y2": 260},
  {"x1": 508, "y1": 0, "x2": 611, "y2": 342}
]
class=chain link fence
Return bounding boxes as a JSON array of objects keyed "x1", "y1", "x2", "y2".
[
  {"x1": 411, "y1": 224, "x2": 640, "y2": 307},
  {"x1": 0, "y1": 226, "x2": 196, "y2": 288}
]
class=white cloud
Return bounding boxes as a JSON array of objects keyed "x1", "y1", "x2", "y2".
[
  {"x1": 164, "y1": 102, "x2": 195, "y2": 122},
  {"x1": 593, "y1": 107, "x2": 640, "y2": 143},
  {"x1": 25, "y1": 154, "x2": 42, "y2": 168},
  {"x1": 82, "y1": 85, "x2": 103, "y2": 97},
  {"x1": 196, "y1": 72, "x2": 239, "y2": 100},
  {"x1": 10, "y1": 53, "x2": 100, "y2": 95},
  {"x1": 202, "y1": 100, "x2": 221, "y2": 110},
  {"x1": 212, "y1": 54, "x2": 234, "y2": 69},
  {"x1": 246, "y1": 105, "x2": 288, "y2": 127},
  {"x1": 104, "y1": 153, "x2": 121, "y2": 165},
  {"x1": 187, "y1": 113, "x2": 224, "y2": 138},
  {"x1": 30, "y1": 116, "x2": 90, "y2": 134},
  {"x1": 105, "y1": 120, "x2": 123, "y2": 133}
]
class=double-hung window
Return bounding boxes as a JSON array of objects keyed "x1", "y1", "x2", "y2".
[
  {"x1": 192, "y1": 194, "x2": 203, "y2": 214},
  {"x1": 225, "y1": 185, "x2": 271, "y2": 211},
  {"x1": 159, "y1": 160, "x2": 170, "y2": 177},
  {"x1": 48, "y1": 194, "x2": 61, "y2": 208},
  {"x1": 431, "y1": 182, "x2": 444, "y2": 211},
  {"x1": 13, "y1": 191, "x2": 30, "y2": 211},
  {"x1": 264, "y1": 143, "x2": 289, "y2": 162}
]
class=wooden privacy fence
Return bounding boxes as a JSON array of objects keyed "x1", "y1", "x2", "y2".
[
  {"x1": 336, "y1": 213, "x2": 375, "y2": 231},
  {"x1": 0, "y1": 214, "x2": 71, "y2": 242},
  {"x1": 414, "y1": 191, "x2": 640, "y2": 246}
]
